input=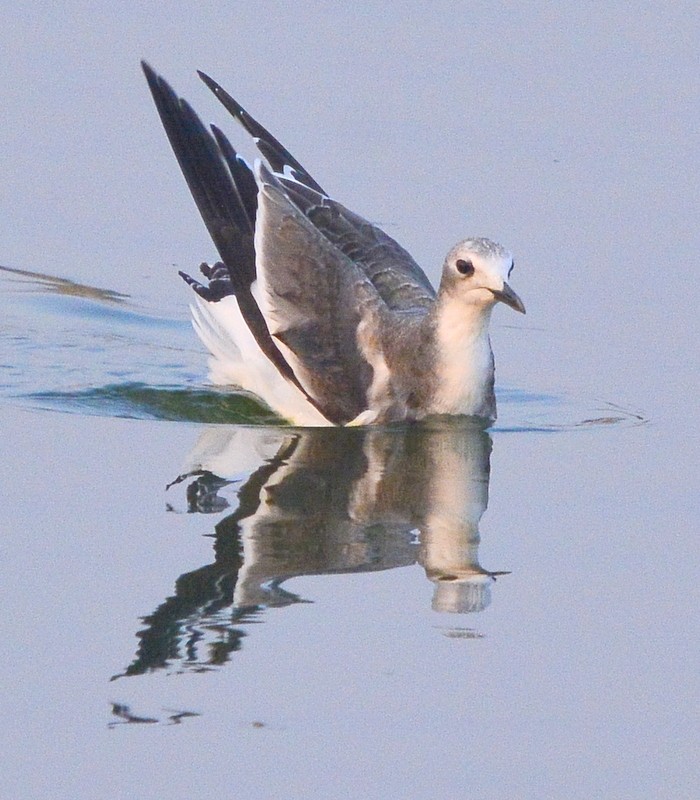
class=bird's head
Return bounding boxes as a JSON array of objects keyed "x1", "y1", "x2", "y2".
[{"x1": 439, "y1": 237, "x2": 525, "y2": 314}]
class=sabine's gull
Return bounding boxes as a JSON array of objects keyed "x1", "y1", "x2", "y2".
[{"x1": 142, "y1": 63, "x2": 525, "y2": 426}]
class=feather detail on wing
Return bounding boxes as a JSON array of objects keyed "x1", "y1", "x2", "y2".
[
  {"x1": 253, "y1": 164, "x2": 384, "y2": 425},
  {"x1": 280, "y1": 180, "x2": 435, "y2": 312},
  {"x1": 197, "y1": 72, "x2": 436, "y2": 312},
  {"x1": 142, "y1": 61, "x2": 326, "y2": 416},
  {"x1": 143, "y1": 64, "x2": 438, "y2": 426},
  {"x1": 197, "y1": 70, "x2": 325, "y2": 194}
]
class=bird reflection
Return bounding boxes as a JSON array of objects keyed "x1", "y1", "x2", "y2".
[{"x1": 117, "y1": 419, "x2": 508, "y2": 678}]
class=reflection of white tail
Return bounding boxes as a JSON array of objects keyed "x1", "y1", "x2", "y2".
[
  {"x1": 179, "y1": 422, "x2": 282, "y2": 478},
  {"x1": 191, "y1": 294, "x2": 331, "y2": 426}
]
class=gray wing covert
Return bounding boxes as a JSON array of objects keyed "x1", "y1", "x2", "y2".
[
  {"x1": 254, "y1": 166, "x2": 382, "y2": 425},
  {"x1": 197, "y1": 72, "x2": 436, "y2": 313},
  {"x1": 282, "y1": 180, "x2": 436, "y2": 312}
]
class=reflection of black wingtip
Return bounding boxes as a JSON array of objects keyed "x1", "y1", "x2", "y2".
[
  {"x1": 107, "y1": 701, "x2": 200, "y2": 727},
  {"x1": 165, "y1": 472, "x2": 189, "y2": 491}
]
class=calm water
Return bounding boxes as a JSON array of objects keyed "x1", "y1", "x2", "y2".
[{"x1": 1, "y1": 5, "x2": 698, "y2": 799}]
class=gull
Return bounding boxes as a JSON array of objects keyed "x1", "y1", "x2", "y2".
[{"x1": 142, "y1": 63, "x2": 525, "y2": 426}]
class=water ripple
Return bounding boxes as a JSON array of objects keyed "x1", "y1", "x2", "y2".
[{"x1": 1, "y1": 264, "x2": 647, "y2": 432}]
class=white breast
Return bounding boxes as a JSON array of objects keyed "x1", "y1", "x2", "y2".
[{"x1": 430, "y1": 297, "x2": 495, "y2": 417}]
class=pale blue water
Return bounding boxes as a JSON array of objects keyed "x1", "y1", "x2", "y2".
[{"x1": 0, "y1": 5, "x2": 698, "y2": 800}]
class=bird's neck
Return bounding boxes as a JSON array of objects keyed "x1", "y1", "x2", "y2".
[{"x1": 429, "y1": 294, "x2": 496, "y2": 419}]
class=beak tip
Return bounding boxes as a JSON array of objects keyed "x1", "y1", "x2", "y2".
[{"x1": 493, "y1": 282, "x2": 526, "y2": 314}]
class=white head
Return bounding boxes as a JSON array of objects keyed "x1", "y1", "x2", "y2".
[{"x1": 438, "y1": 237, "x2": 525, "y2": 314}]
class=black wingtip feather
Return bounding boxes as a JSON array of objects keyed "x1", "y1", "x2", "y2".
[
  {"x1": 197, "y1": 70, "x2": 326, "y2": 194},
  {"x1": 179, "y1": 269, "x2": 234, "y2": 302},
  {"x1": 144, "y1": 63, "x2": 332, "y2": 421},
  {"x1": 210, "y1": 124, "x2": 258, "y2": 230}
]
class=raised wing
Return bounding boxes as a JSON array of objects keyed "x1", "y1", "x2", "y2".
[
  {"x1": 142, "y1": 62, "x2": 320, "y2": 410},
  {"x1": 197, "y1": 70, "x2": 326, "y2": 194},
  {"x1": 143, "y1": 65, "x2": 434, "y2": 424},
  {"x1": 142, "y1": 62, "x2": 255, "y2": 285},
  {"x1": 197, "y1": 72, "x2": 436, "y2": 312}
]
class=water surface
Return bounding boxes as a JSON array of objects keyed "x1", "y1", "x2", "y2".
[{"x1": 1, "y1": 5, "x2": 698, "y2": 800}]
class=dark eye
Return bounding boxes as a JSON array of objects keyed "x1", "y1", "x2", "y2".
[
  {"x1": 455, "y1": 259, "x2": 474, "y2": 276},
  {"x1": 508, "y1": 260, "x2": 515, "y2": 278}
]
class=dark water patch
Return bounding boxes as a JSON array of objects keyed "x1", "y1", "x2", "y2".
[
  {"x1": 1, "y1": 262, "x2": 188, "y2": 334},
  {"x1": 24, "y1": 383, "x2": 283, "y2": 424},
  {"x1": 1, "y1": 265, "x2": 203, "y2": 398},
  {"x1": 107, "y1": 702, "x2": 200, "y2": 727},
  {"x1": 0, "y1": 263, "x2": 129, "y2": 304},
  {"x1": 8, "y1": 282, "x2": 189, "y2": 332},
  {"x1": 17, "y1": 381, "x2": 647, "y2": 431}
]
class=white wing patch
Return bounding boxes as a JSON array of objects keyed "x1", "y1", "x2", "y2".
[{"x1": 190, "y1": 293, "x2": 332, "y2": 425}]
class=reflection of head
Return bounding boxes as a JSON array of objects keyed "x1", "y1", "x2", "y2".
[
  {"x1": 410, "y1": 419, "x2": 506, "y2": 612},
  {"x1": 431, "y1": 576, "x2": 494, "y2": 614},
  {"x1": 180, "y1": 420, "x2": 503, "y2": 615}
]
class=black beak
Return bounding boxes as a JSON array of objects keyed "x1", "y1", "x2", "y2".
[{"x1": 492, "y1": 282, "x2": 526, "y2": 314}]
